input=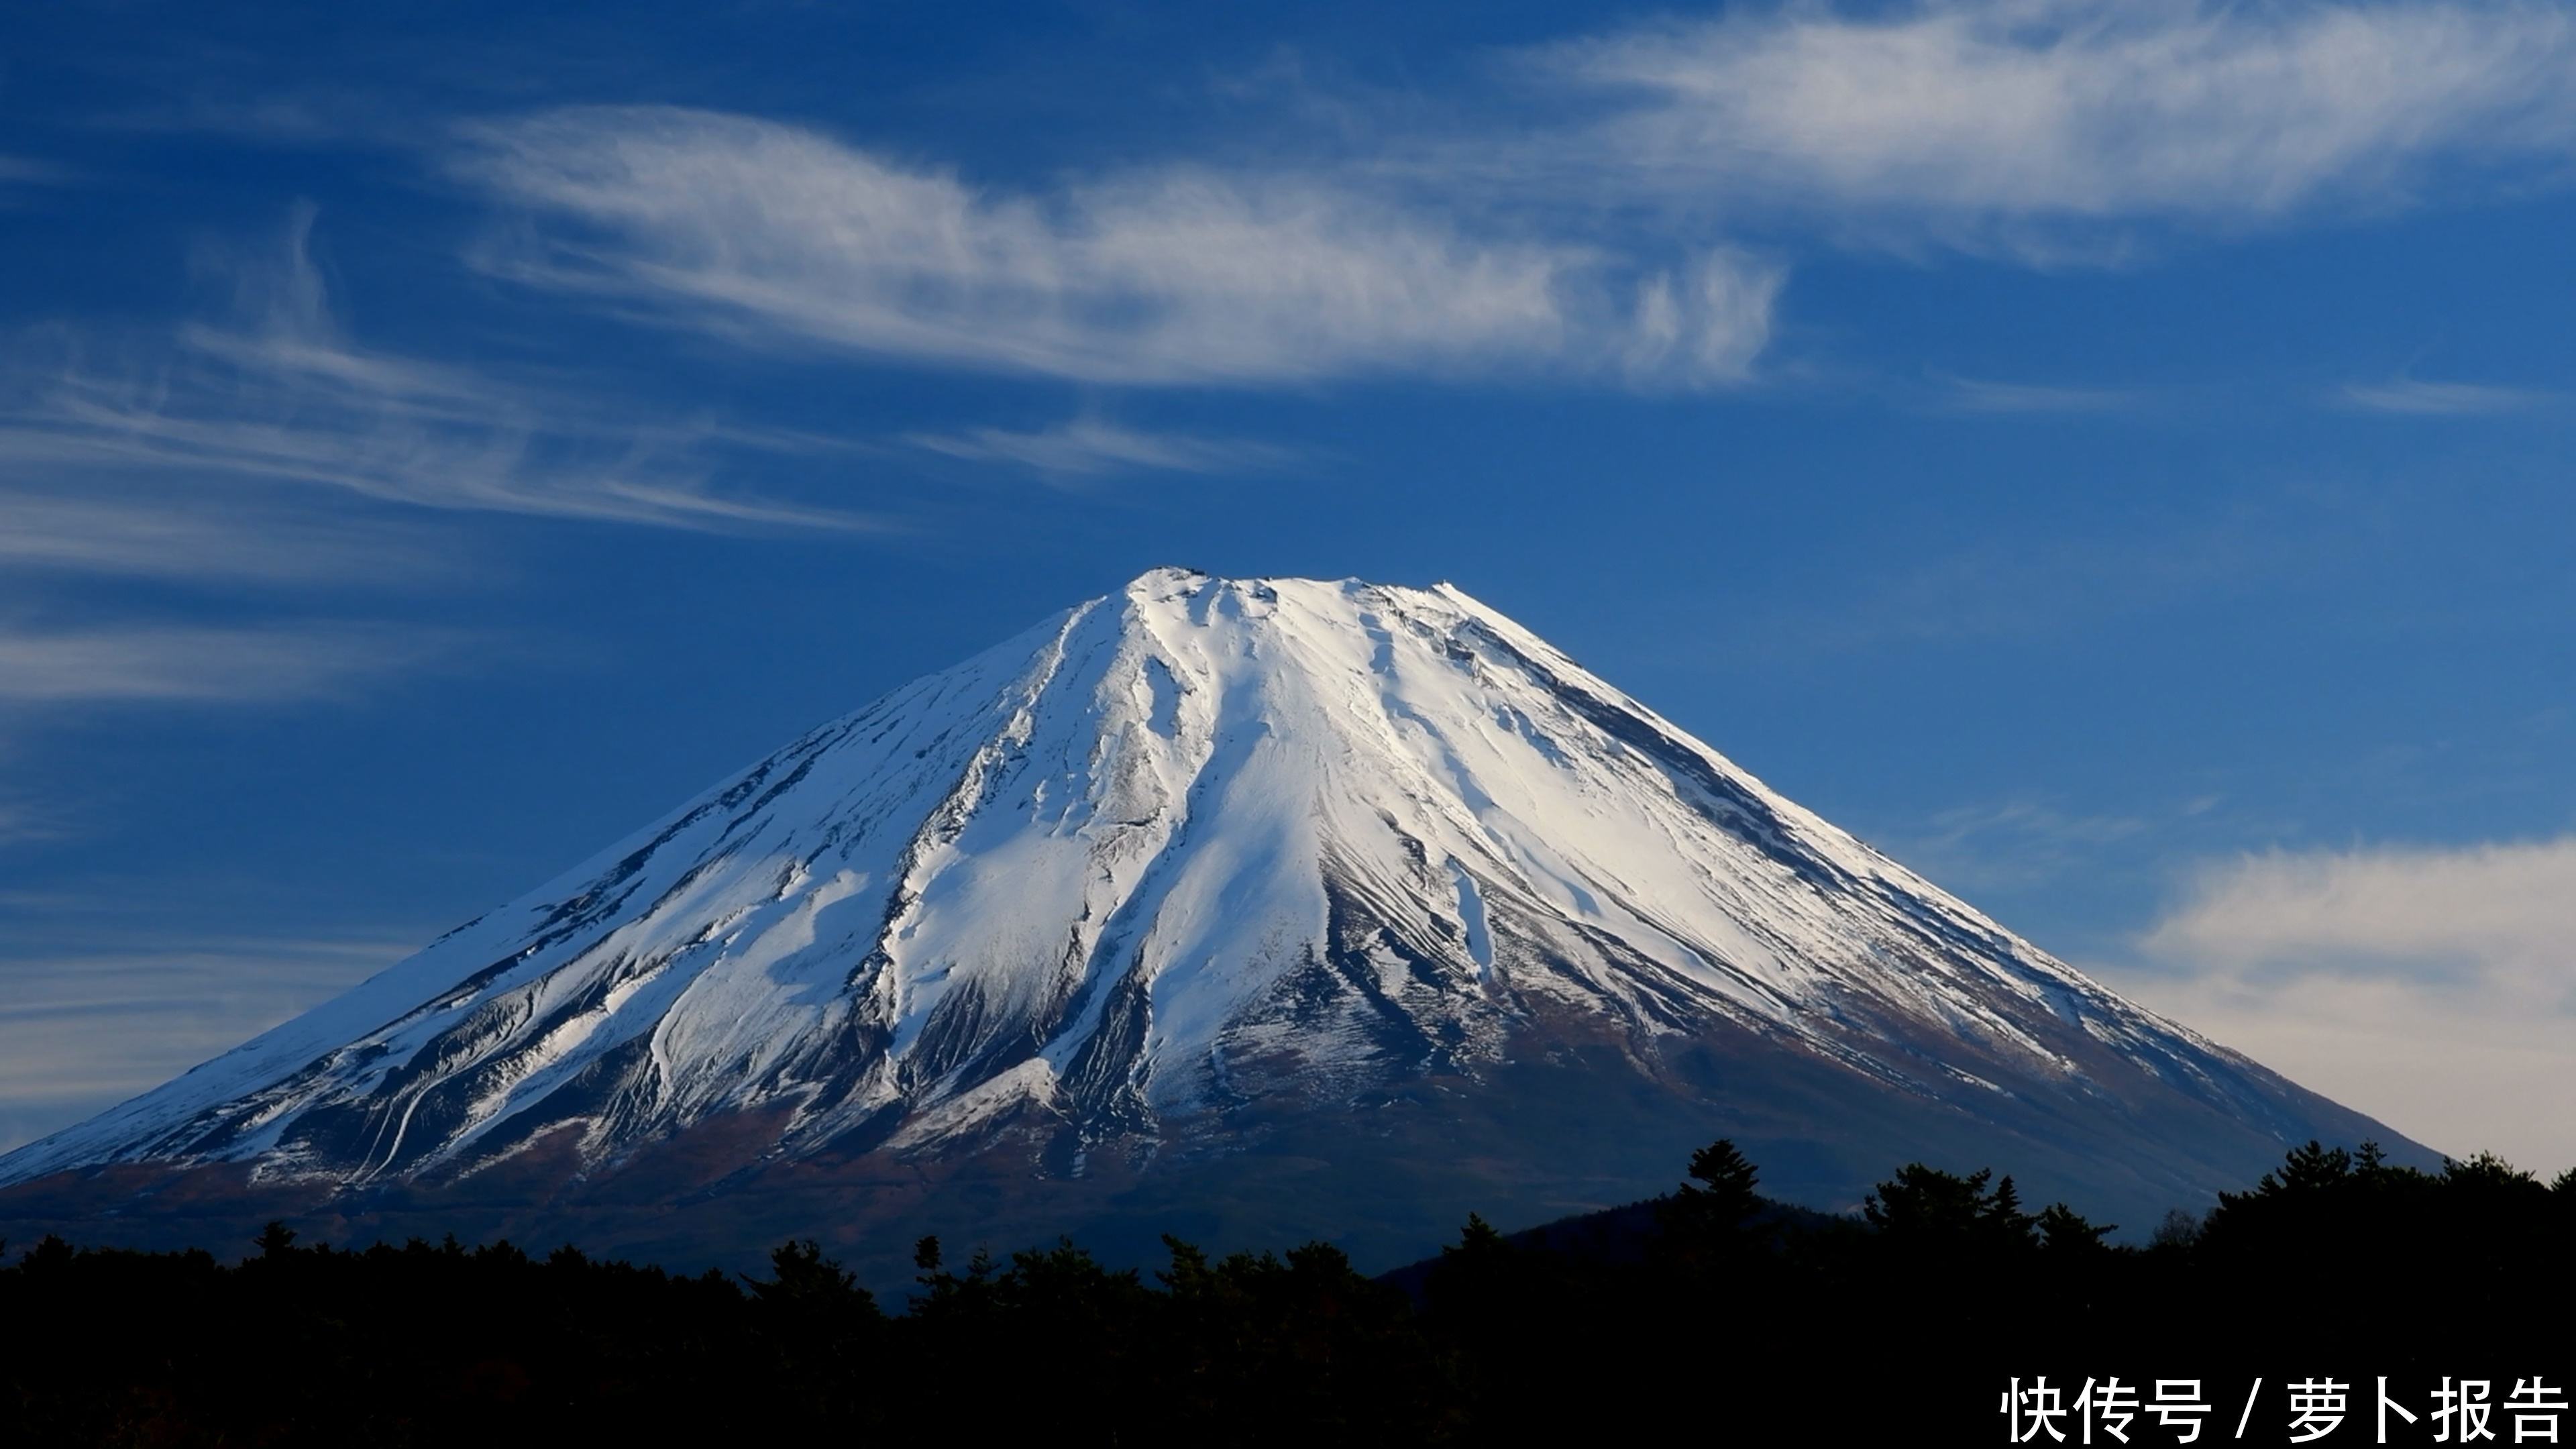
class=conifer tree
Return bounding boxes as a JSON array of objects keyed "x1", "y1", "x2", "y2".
[
  {"x1": 1980, "y1": 1175, "x2": 2034, "y2": 1247},
  {"x1": 2033, "y1": 1202, "x2": 2112, "y2": 1253},
  {"x1": 1864, "y1": 1163, "x2": 1993, "y2": 1237},
  {"x1": 747, "y1": 1238, "x2": 878, "y2": 1318},
  {"x1": 1680, "y1": 1139, "x2": 1762, "y2": 1224}
]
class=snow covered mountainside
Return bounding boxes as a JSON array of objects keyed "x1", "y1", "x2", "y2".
[{"x1": 0, "y1": 570, "x2": 2417, "y2": 1269}]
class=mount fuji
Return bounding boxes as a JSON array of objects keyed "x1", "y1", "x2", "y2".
[{"x1": 0, "y1": 570, "x2": 2416, "y2": 1274}]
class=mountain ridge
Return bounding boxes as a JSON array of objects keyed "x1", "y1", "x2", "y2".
[{"x1": 0, "y1": 568, "x2": 2425, "y2": 1273}]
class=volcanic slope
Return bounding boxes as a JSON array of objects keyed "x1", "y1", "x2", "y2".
[{"x1": 0, "y1": 570, "x2": 2418, "y2": 1273}]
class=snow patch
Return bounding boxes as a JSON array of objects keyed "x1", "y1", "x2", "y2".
[{"x1": 1448, "y1": 857, "x2": 1493, "y2": 977}]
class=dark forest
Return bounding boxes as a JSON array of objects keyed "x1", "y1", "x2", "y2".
[{"x1": 7, "y1": 1140, "x2": 2570, "y2": 1445}]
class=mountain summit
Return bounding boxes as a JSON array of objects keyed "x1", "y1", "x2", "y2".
[{"x1": 0, "y1": 570, "x2": 2412, "y2": 1269}]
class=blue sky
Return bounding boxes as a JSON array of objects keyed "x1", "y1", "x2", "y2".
[{"x1": 4, "y1": 0, "x2": 2573, "y2": 1171}]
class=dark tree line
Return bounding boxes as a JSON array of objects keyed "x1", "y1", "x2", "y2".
[{"x1": 5, "y1": 1141, "x2": 2570, "y2": 1444}]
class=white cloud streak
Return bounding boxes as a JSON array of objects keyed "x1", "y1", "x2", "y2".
[
  {"x1": 0, "y1": 936, "x2": 413, "y2": 1155},
  {"x1": 91, "y1": 90, "x2": 400, "y2": 148},
  {"x1": 1525, "y1": 0, "x2": 2576, "y2": 241},
  {"x1": 1931, "y1": 374, "x2": 2153, "y2": 414},
  {"x1": 0, "y1": 492, "x2": 443, "y2": 584},
  {"x1": 1890, "y1": 798, "x2": 2154, "y2": 892},
  {"x1": 2129, "y1": 838, "x2": 2576, "y2": 1170},
  {"x1": 904, "y1": 418, "x2": 1298, "y2": 479},
  {"x1": 451, "y1": 106, "x2": 1783, "y2": 388},
  {"x1": 0, "y1": 622, "x2": 456, "y2": 704},
  {"x1": 2339, "y1": 378, "x2": 2553, "y2": 414},
  {"x1": 2145, "y1": 838, "x2": 2576, "y2": 975},
  {"x1": 0, "y1": 204, "x2": 869, "y2": 536}
]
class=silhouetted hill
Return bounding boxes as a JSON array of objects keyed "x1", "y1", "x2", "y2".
[{"x1": 1375, "y1": 1193, "x2": 1842, "y2": 1302}]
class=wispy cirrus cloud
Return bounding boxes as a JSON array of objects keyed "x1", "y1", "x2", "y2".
[
  {"x1": 904, "y1": 417, "x2": 1299, "y2": 480},
  {"x1": 0, "y1": 156, "x2": 80, "y2": 189},
  {"x1": 0, "y1": 204, "x2": 871, "y2": 538},
  {"x1": 1929, "y1": 373, "x2": 2155, "y2": 415},
  {"x1": 1886, "y1": 797, "x2": 2157, "y2": 893},
  {"x1": 0, "y1": 933, "x2": 417, "y2": 1155},
  {"x1": 449, "y1": 105, "x2": 1784, "y2": 390},
  {"x1": 0, "y1": 205, "x2": 882, "y2": 841},
  {"x1": 1512, "y1": 0, "x2": 2576, "y2": 253},
  {"x1": 89, "y1": 88, "x2": 401, "y2": 148},
  {"x1": 0, "y1": 617, "x2": 460, "y2": 861},
  {"x1": 2339, "y1": 377, "x2": 2554, "y2": 415},
  {"x1": 0, "y1": 621, "x2": 459, "y2": 704},
  {"x1": 2121, "y1": 837, "x2": 2576, "y2": 1169},
  {"x1": 0, "y1": 492, "x2": 445, "y2": 584},
  {"x1": 0, "y1": 802, "x2": 56, "y2": 848},
  {"x1": 425, "y1": 8, "x2": 2576, "y2": 406}
]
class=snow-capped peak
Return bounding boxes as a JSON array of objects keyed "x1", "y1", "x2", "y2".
[{"x1": 0, "y1": 572, "x2": 2348, "y2": 1214}]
